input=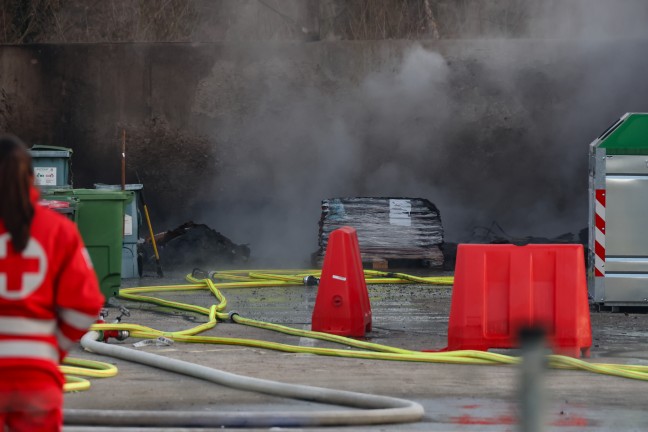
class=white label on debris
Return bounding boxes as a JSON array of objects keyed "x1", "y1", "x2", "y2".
[
  {"x1": 389, "y1": 199, "x2": 411, "y2": 226},
  {"x1": 332, "y1": 275, "x2": 347, "y2": 281},
  {"x1": 133, "y1": 337, "x2": 174, "y2": 348},
  {"x1": 124, "y1": 214, "x2": 133, "y2": 236},
  {"x1": 133, "y1": 339, "x2": 156, "y2": 348},
  {"x1": 34, "y1": 167, "x2": 57, "y2": 186},
  {"x1": 155, "y1": 336, "x2": 174, "y2": 346}
]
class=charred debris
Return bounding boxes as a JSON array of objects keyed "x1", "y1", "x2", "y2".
[{"x1": 142, "y1": 221, "x2": 250, "y2": 271}]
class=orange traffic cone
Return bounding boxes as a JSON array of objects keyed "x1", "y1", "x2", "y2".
[{"x1": 312, "y1": 226, "x2": 372, "y2": 337}]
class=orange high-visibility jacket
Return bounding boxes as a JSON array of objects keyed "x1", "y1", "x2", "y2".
[{"x1": 0, "y1": 187, "x2": 105, "y2": 385}]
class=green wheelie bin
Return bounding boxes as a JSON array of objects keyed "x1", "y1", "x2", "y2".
[{"x1": 43, "y1": 188, "x2": 133, "y2": 298}]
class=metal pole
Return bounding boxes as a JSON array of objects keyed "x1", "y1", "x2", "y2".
[{"x1": 519, "y1": 326, "x2": 546, "y2": 432}]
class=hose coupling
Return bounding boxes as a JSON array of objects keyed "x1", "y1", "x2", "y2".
[
  {"x1": 303, "y1": 275, "x2": 320, "y2": 286},
  {"x1": 116, "y1": 330, "x2": 130, "y2": 341},
  {"x1": 228, "y1": 311, "x2": 240, "y2": 322},
  {"x1": 192, "y1": 268, "x2": 208, "y2": 279}
]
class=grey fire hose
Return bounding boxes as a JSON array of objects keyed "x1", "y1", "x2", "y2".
[{"x1": 64, "y1": 331, "x2": 424, "y2": 428}]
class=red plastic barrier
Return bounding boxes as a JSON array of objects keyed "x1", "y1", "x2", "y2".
[
  {"x1": 446, "y1": 244, "x2": 591, "y2": 358},
  {"x1": 312, "y1": 226, "x2": 372, "y2": 337}
]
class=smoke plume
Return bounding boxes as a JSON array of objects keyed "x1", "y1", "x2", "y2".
[{"x1": 195, "y1": 1, "x2": 648, "y2": 266}]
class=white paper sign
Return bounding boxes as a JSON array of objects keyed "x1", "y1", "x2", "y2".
[
  {"x1": 389, "y1": 199, "x2": 412, "y2": 226},
  {"x1": 124, "y1": 214, "x2": 133, "y2": 236},
  {"x1": 34, "y1": 167, "x2": 57, "y2": 186}
]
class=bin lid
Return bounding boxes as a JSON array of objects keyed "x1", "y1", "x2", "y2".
[
  {"x1": 46, "y1": 188, "x2": 133, "y2": 203},
  {"x1": 94, "y1": 183, "x2": 144, "y2": 192},
  {"x1": 30, "y1": 144, "x2": 72, "y2": 158},
  {"x1": 39, "y1": 199, "x2": 74, "y2": 209},
  {"x1": 40, "y1": 194, "x2": 78, "y2": 203},
  {"x1": 598, "y1": 113, "x2": 648, "y2": 155}
]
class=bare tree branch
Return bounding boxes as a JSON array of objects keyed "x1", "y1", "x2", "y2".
[{"x1": 423, "y1": 0, "x2": 440, "y2": 39}]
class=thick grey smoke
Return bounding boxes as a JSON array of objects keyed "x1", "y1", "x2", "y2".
[
  {"x1": 197, "y1": 45, "x2": 454, "y2": 266},
  {"x1": 196, "y1": 1, "x2": 648, "y2": 267},
  {"x1": 528, "y1": 0, "x2": 648, "y2": 40}
]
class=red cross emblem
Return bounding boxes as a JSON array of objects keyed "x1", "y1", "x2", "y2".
[{"x1": 0, "y1": 234, "x2": 47, "y2": 300}]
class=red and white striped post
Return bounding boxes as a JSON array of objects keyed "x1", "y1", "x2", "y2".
[{"x1": 594, "y1": 189, "x2": 606, "y2": 277}]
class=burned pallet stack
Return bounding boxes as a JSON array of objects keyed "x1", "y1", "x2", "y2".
[{"x1": 314, "y1": 197, "x2": 444, "y2": 269}]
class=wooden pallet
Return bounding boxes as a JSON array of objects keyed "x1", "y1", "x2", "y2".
[
  {"x1": 364, "y1": 257, "x2": 441, "y2": 270},
  {"x1": 312, "y1": 255, "x2": 443, "y2": 269}
]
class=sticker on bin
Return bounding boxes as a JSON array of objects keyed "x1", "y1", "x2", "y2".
[
  {"x1": 39, "y1": 200, "x2": 70, "y2": 209},
  {"x1": 124, "y1": 214, "x2": 133, "y2": 236},
  {"x1": 34, "y1": 167, "x2": 57, "y2": 186}
]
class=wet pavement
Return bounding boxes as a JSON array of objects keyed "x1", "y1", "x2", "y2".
[{"x1": 63, "y1": 270, "x2": 648, "y2": 431}]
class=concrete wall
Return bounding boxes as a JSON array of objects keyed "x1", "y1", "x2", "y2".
[{"x1": 1, "y1": 40, "x2": 648, "y2": 265}]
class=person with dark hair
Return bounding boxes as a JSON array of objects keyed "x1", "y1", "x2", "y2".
[{"x1": 0, "y1": 135, "x2": 104, "y2": 431}]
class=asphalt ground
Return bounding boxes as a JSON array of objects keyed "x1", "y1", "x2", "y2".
[{"x1": 62, "y1": 270, "x2": 648, "y2": 431}]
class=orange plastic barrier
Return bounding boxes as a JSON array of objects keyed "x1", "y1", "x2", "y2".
[
  {"x1": 446, "y1": 244, "x2": 591, "y2": 358},
  {"x1": 311, "y1": 226, "x2": 372, "y2": 337}
]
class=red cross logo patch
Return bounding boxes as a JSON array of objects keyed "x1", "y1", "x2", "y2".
[{"x1": 0, "y1": 233, "x2": 48, "y2": 300}]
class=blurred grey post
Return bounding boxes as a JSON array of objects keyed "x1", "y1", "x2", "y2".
[{"x1": 519, "y1": 326, "x2": 547, "y2": 432}]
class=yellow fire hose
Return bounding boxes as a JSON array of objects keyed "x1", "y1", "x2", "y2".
[
  {"x1": 60, "y1": 357, "x2": 118, "y2": 392},
  {"x1": 60, "y1": 269, "x2": 648, "y2": 392}
]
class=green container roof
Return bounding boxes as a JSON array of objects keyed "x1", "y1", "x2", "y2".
[{"x1": 600, "y1": 113, "x2": 648, "y2": 155}]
